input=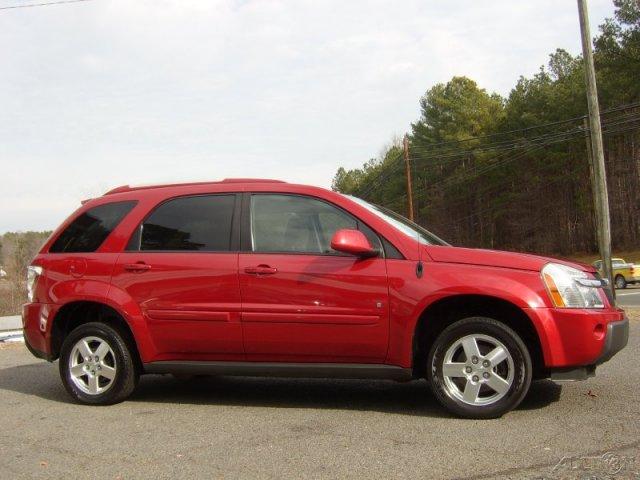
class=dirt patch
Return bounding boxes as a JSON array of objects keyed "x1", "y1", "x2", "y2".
[{"x1": 625, "y1": 308, "x2": 639, "y2": 321}]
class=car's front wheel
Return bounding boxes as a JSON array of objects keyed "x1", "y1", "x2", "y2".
[
  {"x1": 59, "y1": 322, "x2": 139, "y2": 405},
  {"x1": 427, "y1": 317, "x2": 532, "y2": 419}
]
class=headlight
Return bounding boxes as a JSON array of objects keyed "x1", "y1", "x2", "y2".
[
  {"x1": 26, "y1": 265, "x2": 43, "y2": 302},
  {"x1": 541, "y1": 263, "x2": 605, "y2": 309}
]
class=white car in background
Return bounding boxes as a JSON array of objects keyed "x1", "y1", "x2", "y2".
[{"x1": 0, "y1": 267, "x2": 6, "y2": 278}]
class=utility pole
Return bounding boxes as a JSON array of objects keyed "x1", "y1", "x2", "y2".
[
  {"x1": 577, "y1": 0, "x2": 614, "y2": 300},
  {"x1": 583, "y1": 117, "x2": 601, "y2": 236},
  {"x1": 403, "y1": 134, "x2": 415, "y2": 221}
]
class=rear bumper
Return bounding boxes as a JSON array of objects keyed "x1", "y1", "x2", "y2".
[{"x1": 22, "y1": 302, "x2": 56, "y2": 361}]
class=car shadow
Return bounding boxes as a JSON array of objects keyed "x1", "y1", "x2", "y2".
[{"x1": 0, "y1": 360, "x2": 562, "y2": 417}]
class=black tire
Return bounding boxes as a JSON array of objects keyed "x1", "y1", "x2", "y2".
[
  {"x1": 59, "y1": 322, "x2": 139, "y2": 405},
  {"x1": 427, "y1": 317, "x2": 532, "y2": 419},
  {"x1": 615, "y1": 275, "x2": 627, "y2": 289}
]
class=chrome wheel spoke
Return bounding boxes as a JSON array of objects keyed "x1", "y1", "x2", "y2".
[
  {"x1": 87, "y1": 374, "x2": 99, "y2": 394},
  {"x1": 462, "y1": 380, "x2": 481, "y2": 403},
  {"x1": 461, "y1": 337, "x2": 481, "y2": 360},
  {"x1": 442, "y1": 362, "x2": 466, "y2": 378},
  {"x1": 485, "y1": 346, "x2": 507, "y2": 366},
  {"x1": 77, "y1": 340, "x2": 93, "y2": 359},
  {"x1": 70, "y1": 364, "x2": 85, "y2": 378},
  {"x1": 486, "y1": 373, "x2": 510, "y2": 395},
  {"x1": 100, "y1": 365, "x2": 116, "y2": 381},
  {"x1": 94, "y1": 341, "x2": 110, "y2": 360}
]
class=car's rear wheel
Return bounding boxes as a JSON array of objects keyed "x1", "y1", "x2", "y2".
[
  {"x1": 615, "y1": 274, "x2": 627, "y2": 289},
  {"x1": 427, "y1": 317, "x2": 532, "y2": 419},
  {"x1": 59, "y1": 322, "x2": 139, "y2": 405}
]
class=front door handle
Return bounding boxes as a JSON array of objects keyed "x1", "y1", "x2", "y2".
[
  {"x1": 124, "y1": 262, "x2": 151, "y2": 272},
  {"x1": 244, "y1": 265, "x2": 277, "y2": 275}
]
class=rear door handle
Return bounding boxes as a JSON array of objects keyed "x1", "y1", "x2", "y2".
[
  {"x1": 124, "y1": 262, "x2": 151, "y2": 272},
  {"x1": 244, "y1": 265, "x2": 277, "y2": 275}
]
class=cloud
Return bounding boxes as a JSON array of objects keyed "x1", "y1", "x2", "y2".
[{"x1": 0, "y1": 0, "x2": 616, "y2": 232}]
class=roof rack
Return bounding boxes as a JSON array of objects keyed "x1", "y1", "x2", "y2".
[{"x1": 104, "y1": 179, "x2": 285, "y2": 195}]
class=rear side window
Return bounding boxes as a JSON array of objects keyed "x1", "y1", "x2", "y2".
[
  {"x1": 50, "y1": 201, "x2": 137, "y2": 253},
  {"x1": 136, "y1": 195, "x2": 235, "y2": 251}
]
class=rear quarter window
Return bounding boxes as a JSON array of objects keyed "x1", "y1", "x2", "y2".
[{"x1": 49, "y1": 201, "x2": 137, "y2": 253}]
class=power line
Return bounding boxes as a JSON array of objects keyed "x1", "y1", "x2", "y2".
[
  {"x1": 350, "y1": 103, "x2": 640, "y2": 208},
  {"x1": 408, "y1": 127, "x2": 587, "y2": 163},
  {"x1": 0, "y1": 0, "x2": 93, "y2": 11},
  {"x1": 410, "y1": 119, "x2": 640, "y2": 216},
  {"x1": 406, "y1": 100, "x2": 640, "y2": 153},
  {"x1": 356, "y1": 152, "x2": 403, "y2": 199},
  {"x1": 407, "y1": 111, "x2": 640, "y2": 161}
]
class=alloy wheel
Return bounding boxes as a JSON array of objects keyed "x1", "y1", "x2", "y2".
[
  {"x1": 68, "y1": 336, "x2": 117, "y2": 395},
  {"x1": 441, "y1": 333, "x2": 515, "y2": 406}
]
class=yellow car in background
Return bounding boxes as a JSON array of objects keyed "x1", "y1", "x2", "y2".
[{"x1": 593, "y1": 258, "x2": 639, "y2": 289}]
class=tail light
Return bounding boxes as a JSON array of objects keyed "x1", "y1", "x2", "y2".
[{"x1": 26, "y1": 266, "x2": 43, "y2": 302}]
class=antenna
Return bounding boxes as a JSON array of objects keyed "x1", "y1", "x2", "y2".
[{"x1": 416, "y1": 233, "x2": 424, "y2": 278}]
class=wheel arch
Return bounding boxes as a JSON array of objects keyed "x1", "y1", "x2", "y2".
[
  {"x1": 50, "y1": 300, "x2": 142, "y2": 371},
  {"x1": 412, "y1": 294, "x2": 544, "y2": 379}
]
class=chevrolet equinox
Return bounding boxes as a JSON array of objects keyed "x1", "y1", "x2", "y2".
[{"x1": 23, "y1": 179, "x2": 629, "y2": 418}]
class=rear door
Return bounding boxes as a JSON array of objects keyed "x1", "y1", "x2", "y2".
[
  {"x1": 238, "y1": 193, "x2": 390, "y2": 363},
  {"x1": 111, "y1": 193, "x2": 243, "y2": 360}
]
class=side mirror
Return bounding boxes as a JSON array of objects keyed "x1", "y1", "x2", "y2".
[{"x1": 330, "y1": 229, "x2": 377, "y2": 258}]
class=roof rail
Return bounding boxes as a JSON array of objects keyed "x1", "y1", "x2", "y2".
[
  {"x1": 220, "y1": 178, "x2": 285, "y2": 184},
  {"x1": 103, "y1": 179, "x2": 286, "y2": 196}
]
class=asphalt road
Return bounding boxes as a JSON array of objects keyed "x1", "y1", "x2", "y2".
[
  {"x1": 0, "y1": 321, "x2": 638, "y2": 480},
  {"x1": 616, "y1": 286, "x2": 640, "y2": 308}
]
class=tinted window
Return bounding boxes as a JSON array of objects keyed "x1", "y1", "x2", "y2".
[
  {"x1": 251, "y1": 195, "x2": 380, "y2": 254},
  {"x1": 139, "y1": 195, "x2": 235, "y2": 251},
  {"x1": 50, "y1": 201, "x2": 136, "y2": 253}
]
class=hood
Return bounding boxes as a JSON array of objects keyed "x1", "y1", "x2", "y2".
[{"x1": 425, "y1": 245, "x2": 594, "y2": 273}]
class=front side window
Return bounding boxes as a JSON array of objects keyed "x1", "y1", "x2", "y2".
[
  {"x1": 50, "y1": 201, "x2": 137, "y2": 253},
  {"x1": 138, "y1": 195, "x2": 235, "y2": 251},
  {"x1": 250, "y1": 194, "x2": 380, "y2": 254}
]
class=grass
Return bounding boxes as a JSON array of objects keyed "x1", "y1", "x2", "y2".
[
  {"x1": 0, "y1": 280, "x2": 22, "y2": 317},
  {"x1": 568, "y1": 249, "x2": 640, "y2": 265}
]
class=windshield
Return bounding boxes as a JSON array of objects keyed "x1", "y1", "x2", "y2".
[{"x1": 345, "y1": 195, "x2": 449, "y2": 246}]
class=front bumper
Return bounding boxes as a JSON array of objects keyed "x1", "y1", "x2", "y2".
[
  {"x1": 550, "y1": 316, "x2": 629, "y2": 381},
  {"x1": 595, "y1": 317, "x2": 629, "y2": 364},
  {"x1": 524, "y1": 307, "x2": 627, "y2": 367}
]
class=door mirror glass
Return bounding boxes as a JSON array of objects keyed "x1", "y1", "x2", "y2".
[{"x1": 330, "y1": 229, "x2": 377, "y2": 257}]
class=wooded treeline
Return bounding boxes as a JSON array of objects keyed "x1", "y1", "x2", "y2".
[
  {"x1": 332, "y1": 0, "x2": 640, "y2": 256},
  {"x1": 0, "y1": 231, "x2": 51, "y2": 316}
]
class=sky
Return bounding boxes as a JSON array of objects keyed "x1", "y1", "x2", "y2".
[{"x1": 0, "y1": 0, "x2": 617, "y2": 233}]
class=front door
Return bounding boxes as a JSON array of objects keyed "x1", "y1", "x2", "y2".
[
  {"x1": 239, "y1": 194, "x2": 390, "y2": 363},
  {"x1": 111, "y1": 193, "x2": 243, "y2": 361}
]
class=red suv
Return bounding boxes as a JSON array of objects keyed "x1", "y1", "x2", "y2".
[{"x1": 23, "y1": 179, "x2": 628, "y2": 418}]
